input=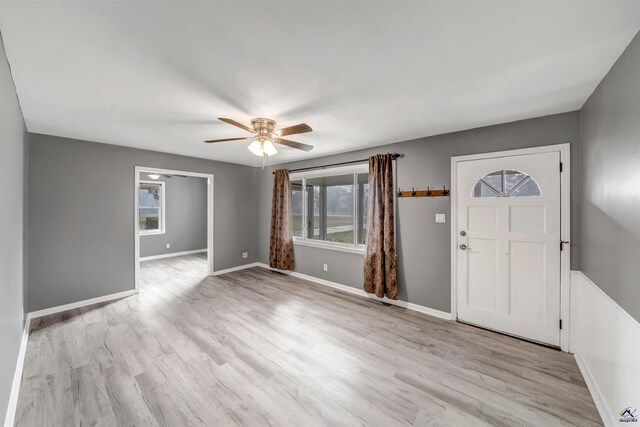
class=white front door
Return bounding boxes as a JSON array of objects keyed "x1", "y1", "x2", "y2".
[{"x1": 456, "y1": 151, "x2": 561, "y2": 346}]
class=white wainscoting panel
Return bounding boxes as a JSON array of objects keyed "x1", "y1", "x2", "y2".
[{"x1": 570, "y1": 271, "x2": 640, "y2": 426}]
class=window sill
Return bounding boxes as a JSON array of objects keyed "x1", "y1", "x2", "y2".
[
  {"x1": 140, "y1": 230, "x2": 165, "y2": 236},
  {"x1": 293, "y1": 238, "x2": 365, "y2": 255}
]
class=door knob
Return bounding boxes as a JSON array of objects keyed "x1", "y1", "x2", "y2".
[{"x1": 459, "y1": 244, "x2": 469, "y2": 250}]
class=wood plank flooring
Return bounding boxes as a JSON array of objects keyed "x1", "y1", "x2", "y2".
[{"x1": 15, "y1": 254, "x2": 602, "y2": 426}]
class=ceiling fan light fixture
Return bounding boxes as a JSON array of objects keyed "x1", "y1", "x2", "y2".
[
  {"x1": 263, "y1": 139, "x2": 277, "y2": 156},
  {"x1": 247, "y1": 138, "x2": 278, "y2": 157},
  {"x1": 247, "y1": 139, "x2": 264, "y2": 156}
]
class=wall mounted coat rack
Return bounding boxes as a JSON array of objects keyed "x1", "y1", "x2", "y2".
[{"x1": 397, "y1": 186, "x2": 450, "y2": 198}]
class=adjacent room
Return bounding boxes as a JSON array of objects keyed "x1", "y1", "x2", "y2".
[
  {"x1": 137, "y1": 169, "x2": 212, "y2": 292},
  {"x1": 1, "y1": 1, "x2": 638, "y2": 426}
]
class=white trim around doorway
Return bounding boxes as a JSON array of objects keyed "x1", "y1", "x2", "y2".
[
  {"x1": 450, "y1": 143, "x2": 571, "y2": 352},
  {"x1": 134, "y1": 166, "x2": 214, "y2": 293}
]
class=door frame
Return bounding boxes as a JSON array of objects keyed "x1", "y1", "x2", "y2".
[
  {"x1": 134, "y1": 166, "x2": 214, "y2": 293},
  {"x1": 450, "y1": 143, "x2": 571, "y2": 352}
]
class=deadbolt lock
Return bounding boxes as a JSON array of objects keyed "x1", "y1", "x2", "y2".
[{"x1": 460, "y1": 230, "x2": 467, "y2": 236}]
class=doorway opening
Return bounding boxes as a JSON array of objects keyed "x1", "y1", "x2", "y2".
[{"x1": 134, "y1": 167, "x2": 214, "y2": 293}]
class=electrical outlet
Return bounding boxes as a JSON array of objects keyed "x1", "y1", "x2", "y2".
[
  {"x1": 435, "y1": 214, "x2": 446, "y2": 223},
  {"x1": 323, "y1": 264, "x2": 328, "y2": 272},
  {"x1": 242, "y1": 252, "x2": 249, "y2": 259},
  {"x1": 166, "y1": 243, "x2": 171, "y2": 249}
]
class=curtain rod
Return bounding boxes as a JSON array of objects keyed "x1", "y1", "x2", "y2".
[{"x1": 273, "y1": 153, "x2": 401, "y2": 174}]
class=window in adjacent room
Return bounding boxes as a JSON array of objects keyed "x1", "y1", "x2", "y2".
[
  {"x1": 139, "y1": 181, "x2": 165, "y2": 234},
  {"x1": 290, "y1": 164, "x2": 369, "y2": 252}
]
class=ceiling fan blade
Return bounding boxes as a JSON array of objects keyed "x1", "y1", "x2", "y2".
[
  {"x1": 276, "y1": 123, "x2": 313, "y2": 137},
  {"x1": 204, "y1": 137, "x2": 251, "y2": 143},
  {"x1": 275, "y1": 138, "x2": 314, "y2": 152},
  {"x1": 218, "y1": 118, "x2": 256, "y2": 133}
]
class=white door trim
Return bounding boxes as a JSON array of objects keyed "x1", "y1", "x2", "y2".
[
  {"x1": 450, "y1": 143, "x2": 571, "y2": 352},
  {"x1": 134, "y1": 166, "x2": 214, "y2": 293}
]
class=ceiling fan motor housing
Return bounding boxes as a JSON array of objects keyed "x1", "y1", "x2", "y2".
[{"x1": 251, "y1": 118, "x2": 277, "y2": 136}]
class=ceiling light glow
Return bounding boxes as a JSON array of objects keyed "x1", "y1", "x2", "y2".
[{"x1": 248, "y1": 138, "x2": 278, "y2": 157}]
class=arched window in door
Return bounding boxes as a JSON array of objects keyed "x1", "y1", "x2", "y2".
[{"x1": 472, "y1": 169, "x2": 541, "y2": 197}]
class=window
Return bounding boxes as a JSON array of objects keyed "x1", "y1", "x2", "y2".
[
  {"x1": 290, "y1": 165, "x2": 369, "y2": 252},
  {"x1": 139, "y1": 181, "x2": 165, "y2": 234},
  {"x1": 291, "y1": 179, "x2": 304, "y2": 238},
  {"x1": 472, "y1": 169, "x2": 540, "y2": 198}
]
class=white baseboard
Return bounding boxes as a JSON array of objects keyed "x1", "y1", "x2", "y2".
[
  {"x1": 574, "y1": 353, "x2": 612, "y2": 427},
  {"x1": 139, "y1": 248, "x2": 206, "y2": 262},
  {"x1": 570, "y1": 271, "x2": 640, "y2": 427},
  {"x1": 213, "y1": 262, "x2": 261, "y2": 276},
  {"x1": 255, "y1": 262, "x2": 451, "y2": 321},
  {"x1": 4, "y1": 314, "x2": 31, "y2": 427},
  {"x1": 28, "y1": 289, "x2": 137, "y2": 319}
]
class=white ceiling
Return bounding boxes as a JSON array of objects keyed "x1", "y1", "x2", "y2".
[{"x1": 1, "y1": 1, "x2": 639, "y2": 167}]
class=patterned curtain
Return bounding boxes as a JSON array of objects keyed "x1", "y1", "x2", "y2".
[
  {"x1": 270, "y1": 169, "x2": 295, "y2": 270},
  {"x1": 363, "y1": 154, "x2": 398, "y2": 299}
]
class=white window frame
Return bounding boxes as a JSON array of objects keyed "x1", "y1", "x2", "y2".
[
  {"x1": 290, "y1": 164, "x2": 368, "y2": 255},
  {"x1": 138, "y1": 180, "x2": 165, "y2": 236}
]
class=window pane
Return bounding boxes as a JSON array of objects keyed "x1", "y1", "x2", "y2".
[
  {"x1": 139, "y1": 208, "x2": 159, "y2": 230},
  {"x1": 306, "y1": 174, "x2": 355, "y2": 244},
  {"x1": 482, "y1": 170, "x2": 502, "y2": 193},
  {"x1": 504, "y1": 170, "x2": 528, "y2": 193},
  {"x1": 291, "y1": 180, "x2": 303, "y2": 238},
  {"x1": 357, "y1": 173, "x2": 369, "y2": 245},
  {"x1": 139, "y1": 184, "x2": 161, "y2": 207},
  {"x1": 472, "y1": 180, "x2": 499, "y2": 197},
  {"x1": 326, "y1": 175, "x2": 354, "y2": 244},
  {"x1": 510, "y1": 178, "x2": 541, "y2": 197},
  {"x1": 472, "y1": 170, "x2": 541, "y2": 198},
  {"x1": 139, "y1": 182, "x2": 162, "y2": 232},
  {"x1": 305, "y1": 182, "x2": 321, "y2": 240}
]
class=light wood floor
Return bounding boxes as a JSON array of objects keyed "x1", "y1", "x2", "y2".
[{"x1": 15, "y1": 254, "x2": 602, "y2": 426}]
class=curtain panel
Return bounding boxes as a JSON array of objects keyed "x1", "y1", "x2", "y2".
[
  {"x1": 363, "y1": 154, "x2": 398, "y2": 299},
  {"x1": 270, "y1": 169, "x2": 295, "y2": 270}
]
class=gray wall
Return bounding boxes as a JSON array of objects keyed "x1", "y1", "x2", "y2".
[
  {"x1": 28, "y1": 134, "x2": 258, "y2": 311},
  {"x1": 139, "y1": 172, "x2": 207, "y2": 258},
  {"x1": 0, "y1": 33, "x2": 27, "y2": 425},
  {"x1": 257, "y1": 112, "x2": 580, "y2": 313},
  {"x1": 579, "y1": 31, "x2": 640, "y2": 322}
]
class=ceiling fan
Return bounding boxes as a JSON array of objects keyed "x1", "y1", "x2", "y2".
[
  {"x1": 146, "y1": 173, "x2": 187, "y2": 180},
  {"x1": 205, "y1": 118, "x2": 314, "y2": 162}
]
